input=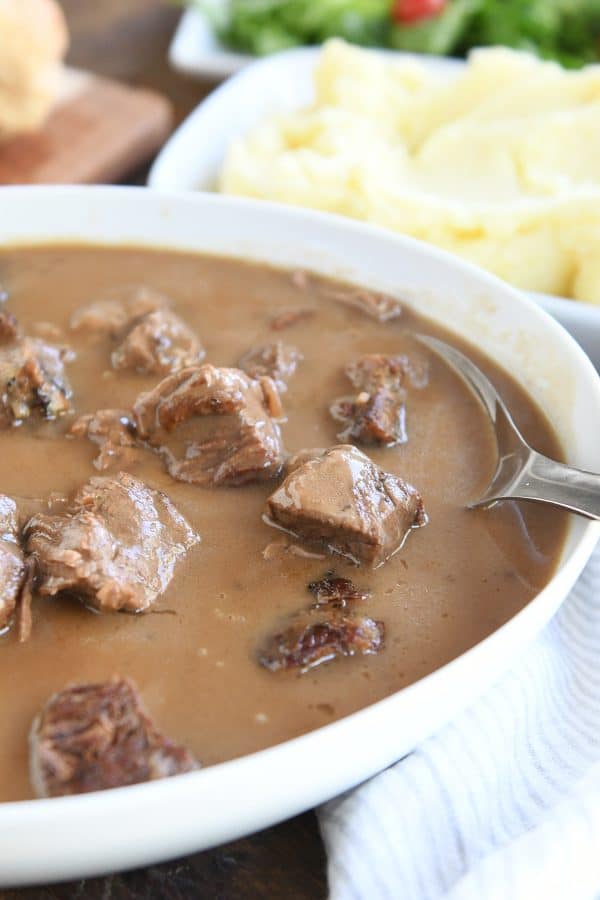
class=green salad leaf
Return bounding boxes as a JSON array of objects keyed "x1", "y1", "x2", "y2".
[{"x1": 178, "y1": 0, "x2": 600, "y2": 66}]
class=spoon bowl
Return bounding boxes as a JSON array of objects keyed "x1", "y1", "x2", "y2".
[{"x1": 418, "y1": 334, "x2": 600, "y2": 520}]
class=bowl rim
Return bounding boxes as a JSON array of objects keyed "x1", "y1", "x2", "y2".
[{"x1": 0, "y1": 185, "x2": 598, "y2": 884}]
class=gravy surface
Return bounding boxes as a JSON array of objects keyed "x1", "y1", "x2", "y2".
[{"x1": 0, "y1": 246, "x2": 567, "y2": 801}]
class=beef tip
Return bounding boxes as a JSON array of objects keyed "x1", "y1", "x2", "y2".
[
  {"x1": 71, "y1": 409, "x2": 140, "y2": 471},
  {"x1": 331, "y1": 354, "x2": 428, "y2": 447},
  {"x1": 0, "y1": 495, "x2": 25, "y2": 631},
  {"x1": 307, "y1": 572, "x2": 371, "y2": 608},
  {"x1": 0, "y1": 310, "x2": 20, "y2": 344},
  {"x1": 346, "y1": 354, "x2": 428, "y2": 392},
  {"x1": 71, "y1": 287, "x2": 204, "y2": 376},
  {"x1": 265, "y1": 445, "x2": 427, "y2": 568},
  {"x1": 258, "y1": 609, "x2": 384, "y2": 672},
  {"x1": 0, "y1": 337, "x2": 73, "y2": 428},
  {"x1": 325, "y1": 287, "x2": 402, "y2": 322},
  {"x1": 133, "y1": 365, "x2": 286, "y2": 487},
  {"x1": 238, "y1": 342, "x2": 302, "y2": 391},
  {"x1": 69, "y1": 286, "x2": 167, "y2": 336},
  {"x1": 29, "y1": 677, "x2": 198, "y2": 798},
  {"x1": 25, "y1": 472, "x2": 198, "y2": 614},
  {"x1": 112, "y1": 309, "x2": 204, "y2": 376},
  {"x1": 270, "y1": 307, "x2": 315, "y2": 331},
  {"x1": 331, "y1": 390, "x2": 407, "y2": 447}
]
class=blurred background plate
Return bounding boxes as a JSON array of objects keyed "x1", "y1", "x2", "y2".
[
  {"x1": 149, "y1": 45, "x2": 600, "y2": 366},
  {"x1": 169, "y1": 7, "x2": 250, "y2": 79}
]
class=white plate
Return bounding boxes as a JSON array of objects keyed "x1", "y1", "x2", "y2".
[
  {"x1": 1, "y1": 186, "x2": 599, "y2": 886},
  {"x1": 169, "y1": 8, "x2": 250, "y2": 80},
  {"x1": 151, "y1": 45, "x2": 600, "y2": 366}
]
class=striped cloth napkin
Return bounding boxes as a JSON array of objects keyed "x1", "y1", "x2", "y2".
[{"x1": 318, "y1": 542, "x2": 600, "y2": 900}]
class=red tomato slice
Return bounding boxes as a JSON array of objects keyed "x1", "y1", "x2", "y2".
[{"x1": 391, "y1": 0, "x2": 447, "y2": 23}]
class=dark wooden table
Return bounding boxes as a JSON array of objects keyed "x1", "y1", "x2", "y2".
[{"x1": 1, "y1": 3, "x2": 328, "y2": 898}]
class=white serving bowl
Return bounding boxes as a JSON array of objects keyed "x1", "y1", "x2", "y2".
[
  {"x1": 0, "y1": 186, "x2": 598, "y2": 886},
  {"x1": 150, "y1": 45, "x2": 600, "y2": 367}
]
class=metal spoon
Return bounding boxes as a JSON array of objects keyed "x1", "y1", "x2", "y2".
[{"x1": 418, "y1": 334, "x2": 600, "y2": 520}]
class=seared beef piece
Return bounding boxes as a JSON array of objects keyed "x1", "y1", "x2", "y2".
[
  {"x1": 346, "y1": 354, "x2": 429, "y2": 392},
  {"x1": 71, "y1": 287, "x2": 204, "y2": 376},
  {"x1": 69, "y1": 287, "x2": 167, "y2": 336},
  {"x1": 270, "y1": 308, "x2": 315, "y2": 331},
  {"x1": 25, "y1": 472, "x2": 198, "y2": 614},
  {"x1": 331, "y1": 353, "x2": 428, "y2": 446},
  {"x1": 331, "y1": 390, "x2": 407, "y2": 446},
  {"x1": 325, "y1": 287, "x2": 402, "y2": 323},
  {"x1": 71, "y1": 409, "x2": 140, "y2": 471},
  {"x1": 259, "y1": 609, "x2": 384, "y2": 672},
  {"x1": 238, "y1": 342, "x2": 302, "y2": 391},
  {"x1": 29, "y1": 677, "x2": 198, "y2": 798},
  {"x1": 0, "y1": 337, "x2": 73, "y2": 428},
  {"x1": 133, "y1": 365, "x2": 285, "y2": 487},
  {"x1": 0, "y1": 311, "x2": 20, "y2": 344},
  {"x1": 307, "y1": 573, "x2": 371, "y2": 608},
  {"x1": 0, "y1": 495, "x2": 25, "y2": 631},
  {"x1": 265, "y1": 445, "x2": 427, "y2": 567},
  {"x1": 112, "y1": 309, "x2": 204, "y2": 376}
]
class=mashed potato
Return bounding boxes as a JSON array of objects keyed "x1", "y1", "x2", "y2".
[{"x1": 220, "y1": 41, "x2": 600, "y2": 303}]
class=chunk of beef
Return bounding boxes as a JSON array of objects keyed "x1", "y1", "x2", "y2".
[
  {"x1": 324, "y1": 287, "x2": 402, "y2": 322},
  {"x1": 331, "y1": 390, "x2": 408, "y2": 446},
  {"x1": 71, "y1": 287, "x2": 204, "y2": 376},
  {"x1": 29, "y1": 677, "x2": 198, "y2": 797},
  {"x1": 0, "y1": 310, "x2": 20, "y2": 344},
  {"x1": 270, "y1": 308, "x2": 315, "y2": 331},
  {"x1": 265, "y1": 445, "x2": 427, "y2": 567},
  {"x1": 133, "y1": 365, "x2": 285, "y2": 487},
  {"x1": 238, "y1": 342, "x2": 302, "y2": 391},
  {"x1": 258, "y1": 609, "x2": 384, "y2": 672},
  {"x1": 25, "y1": 472, "x2": 198, "y2": 613},
  {"x1": 346, "y1": 354, "x2": 428, "y2": 392},
  {"x1": 307, "y1": 572, "x2": 371, "y2": 608},
  {"x1": 69, "y1": 287, "x2": 167, "y2": 336},
  {"x1": 0, "y1": 495, "x2": 25, "y2": 631},
  {"x1": 331, "y1": 354, "x2": 428, "y2": 446},
  {"x1": 112, "y1": 309, "x2": 204, "y2": 376},
  {"x1": 0, "y1": 337, "x2": 73, "y2": 428},
  {"x1": 71, "y1": 409, "x2": 140, "y2": 471}
]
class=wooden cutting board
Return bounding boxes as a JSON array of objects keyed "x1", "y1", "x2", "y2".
[{"x1": 0, "y1": 69, "x2": 174, "y2": 185}]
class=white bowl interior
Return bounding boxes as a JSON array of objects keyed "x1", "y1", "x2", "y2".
[{"x1": 0, "y1": 186, "x2": 598, "y2": 885}]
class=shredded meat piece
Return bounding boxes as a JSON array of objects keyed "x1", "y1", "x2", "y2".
[
  {"x1": 133, "y1": 365, "x2": 285, "y2": 487},
  {"x1": 0, "y1": 337, "x2": 73, "y2": 427},
  {"x1": 324, "y1": 287, "x2": 402, "y2": 322},
  {"x1": 307, "y1": 572, "x2": 371, "y2": 608},
  {"x1": 16, "y1": 559, "x2": 34, "y2": 643},
  {"x1": 25, "y1": 472, "x2": 198, "y2": 614},
  {"x1": 331, "y1": 353, "x2": 428, "y2": 446},
  {"x1": 258, "y1": 609, "x2": 384, "y2": 672},
  {"x1": 0, "y1": 494, "x2": 25, "y2": 632},
  {"x1": 238, "y1": 342, "x2": 302, "y2": 392},
  {"x1": 0, "y1": 310, "x2": 20, "y2": 344},
  {"x1": 71, "y1": 287, "x2": 204, "y2": 376},
  {"x1": 270, "y1": 308, "x2": 315, "y2": 331},
  {"x1": 112, "y1": 309, "x2": 204, "y2": 376},
  {"x1": 71, "y1": 409, "x2": 140, "y2": 471},
  {"x1": 265, "y1": 445, "x2": 427, "y2": 568},
  {"x1": 29, "y1": 677, "x2": 198, "y2": 798}
]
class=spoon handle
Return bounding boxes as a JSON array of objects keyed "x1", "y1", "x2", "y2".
[{"x1": 508, "y1": 452, "x2": 600, "y2": 520}]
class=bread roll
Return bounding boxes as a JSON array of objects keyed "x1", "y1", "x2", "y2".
[{"x1": 0, "y1": 0, "x2": 68, "y2": 139}]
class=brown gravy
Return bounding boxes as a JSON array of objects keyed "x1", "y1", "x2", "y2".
[{"x1": 0, "y1": 246, "x2": 567, "y2": 801}]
